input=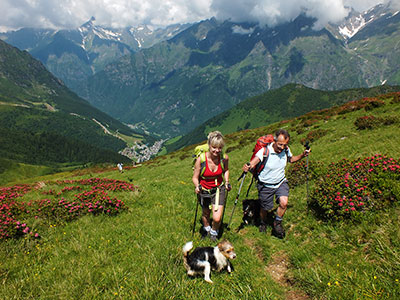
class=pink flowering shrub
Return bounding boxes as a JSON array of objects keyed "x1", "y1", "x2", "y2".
[
  {"x1": 309, "y1": 154, "x2": 400, "y2": 221},
  {"x1": 354, "y1": 115, "x2": 398, "y2": 130},
  {"x1": 390, "y1": 93, "x2": 400, "y2": 104},
  {"x1": 336, "y1": 97, "x2": 385, "y2": 115},
  {"x1": 300, "y1": 129, "x2": 328, "y2": 144},
  {"x1": 354, "y1": 115, "x2": 379, "y2": 129},
  {"x1": 0, "y1": 178, "x2": 137, "y2": 240}
]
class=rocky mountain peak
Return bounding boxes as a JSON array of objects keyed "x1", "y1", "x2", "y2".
[{"x1": 337, "y1": 3, "x2": 397, "y2": 40}]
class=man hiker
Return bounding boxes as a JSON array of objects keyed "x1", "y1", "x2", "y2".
[{"x1": 242, "y1": 129, "x2": 310, "y2": 238}]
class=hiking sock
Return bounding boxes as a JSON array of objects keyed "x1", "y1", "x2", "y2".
[
  {"x1": 204, "y1": 226, "x2": 211, "y2": 233},
  {"x1": 275, "y1": 215, "x2": 283, "y2": 222}
]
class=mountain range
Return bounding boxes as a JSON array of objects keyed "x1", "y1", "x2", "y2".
[
  {"x1": 0, "y1": 17, "x2": 190, "y2": 92},
  {"x1": 1, "y1": 3, "x2": 400, "y2": 143},
  {"x1": 77, "y1": 3, "x2": 400, "y2": 138}
]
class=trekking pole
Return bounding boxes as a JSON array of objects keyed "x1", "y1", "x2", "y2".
[
  {"x1": 227, "y1": 165, "x2": 249, "y2": 230},
  {"x1": 220, "y1": 183, "x2": 231, "y2": 232},
  {"x1": 192, "y1": 184, "x2": 202, "y2": 237},
  {"x1": 304, "y1": 141, "x2": 310, "y2": 212}
]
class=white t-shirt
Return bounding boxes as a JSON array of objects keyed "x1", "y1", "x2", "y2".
[{"x1": 255, "y1": 143, "x2": 292, "y2": 188}]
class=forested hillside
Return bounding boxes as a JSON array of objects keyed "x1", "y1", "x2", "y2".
[{"x1": 0, "y1": 39, "x2": 143, "y2": 182}]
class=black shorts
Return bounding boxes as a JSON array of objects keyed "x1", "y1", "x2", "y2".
[
  {"x1": 198, "y1": 185, "x2": 226, "y2": 208},
  {"x1": 257, "y1": 181, "x2": 289, "y2": 211}
]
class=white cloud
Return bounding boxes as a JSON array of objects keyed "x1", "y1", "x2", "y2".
[
  {"x1": 210, "y1": 0, "x2": 392, "y2": 29},
  {"x1": 232, "y1": 25, "x2": 255, "y2": 35},
  {"x1": 0, "y1": 0, "x2": 393, "y2": 32}
]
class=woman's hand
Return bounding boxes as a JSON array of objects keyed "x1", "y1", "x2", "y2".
[{"x1": 195, "y1": 184, "x2": 202, "y2": 194}]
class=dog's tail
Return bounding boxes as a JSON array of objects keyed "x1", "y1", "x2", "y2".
[{"x1": 182, "y1": 241, "x2": 193, "y2": 271}]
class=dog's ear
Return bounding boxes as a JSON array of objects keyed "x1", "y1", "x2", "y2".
[
  {"x1": 217, "y1": 240, "x2": 227, "y2": 249},
  {"x1": 218, "y1": 240, "x2": 233, "y2": 252}
]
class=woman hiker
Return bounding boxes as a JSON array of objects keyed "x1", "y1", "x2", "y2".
[{"x1": 192, "y1": 131, "x2": 231, "y2": 241}]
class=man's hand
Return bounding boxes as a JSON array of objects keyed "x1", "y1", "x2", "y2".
[
  {"x1": 225, "y1": 182, "x2": 232, "y2": 191},
  {"x1": 242, "y1": 162, "x2": 251, "y2": 173}
]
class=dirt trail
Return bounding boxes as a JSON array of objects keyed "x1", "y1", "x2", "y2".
[
  {"x1": 242, "y1": 230, "x2": 310, "y2": 300},
  {"x1": 266, "y1": 251, "x2": 309, "y2": 300}
]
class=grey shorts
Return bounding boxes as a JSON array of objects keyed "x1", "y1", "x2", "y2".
[
  {"x1": 198, "y1": 185, "x2": 226, "y2": 208},
  {"x1": 257, "y1": 181, "x2": 289, "y2": 211}
]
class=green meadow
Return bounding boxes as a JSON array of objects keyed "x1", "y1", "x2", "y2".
[{"x1": 1, "y1": 92, "x2": 400, "y2": 299}]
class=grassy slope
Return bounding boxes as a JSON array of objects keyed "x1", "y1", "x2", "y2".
[
  {"x1": 1, "y1": 93, "x2": 400, "y2": 299},
  {"x1": 165, "y1": 84, "x2": 400, "y2": 153}
]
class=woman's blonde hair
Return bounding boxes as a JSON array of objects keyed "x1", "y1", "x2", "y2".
[{"x1": 207, "y1": 131, "x2": 225, "y2": 148}]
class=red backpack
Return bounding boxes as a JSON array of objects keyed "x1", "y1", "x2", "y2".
[{"x1": 250, "y1": 134, "x2": 275, "y2": 178}]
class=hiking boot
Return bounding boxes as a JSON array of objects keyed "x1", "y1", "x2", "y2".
[
  {"x1": 259, "y1": 223, "x2": 266, "y2": 233},
  {"x1": 272, "y1": 220, "x2": 285, "y2": 239}
]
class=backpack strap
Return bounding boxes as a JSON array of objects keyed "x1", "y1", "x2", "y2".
[
  {"x1": 199, "y1": 152, "x2": 207, "y2": 177},
  {"x1": 256, "y1": 146, "x2": 270, "y2": 176},
  {"x1": 199, "y1": 152, "x2": 226, "y2": 178}
]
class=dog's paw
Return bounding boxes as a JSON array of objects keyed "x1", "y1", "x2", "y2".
[{"x1": 205, "y1": 278, "x2": 213, "y2": 284}]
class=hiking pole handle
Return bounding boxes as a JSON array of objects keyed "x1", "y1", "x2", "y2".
[{"x1": 238, "y1": 162, "x2": 250, "y2": 181}]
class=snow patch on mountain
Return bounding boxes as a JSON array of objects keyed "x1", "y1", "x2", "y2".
[
  {"x1": 337, "y1": 3, "x2": 398, "y2": 40},
  {"x1": 338, "y1": 16, "x2": 367, "y2": 39}
]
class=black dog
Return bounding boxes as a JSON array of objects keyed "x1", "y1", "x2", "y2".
[{"x1": 242, "y1": 199, "x2": 261, "y2": 226}]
